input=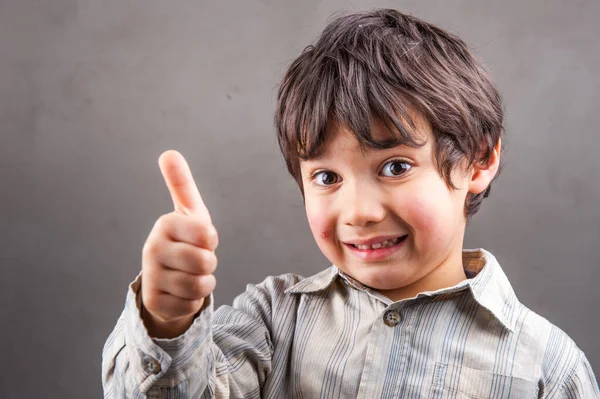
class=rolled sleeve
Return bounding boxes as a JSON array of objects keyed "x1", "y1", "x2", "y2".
[{"x1": 103, "y1": 273, "x2": 215, "y2": 398}]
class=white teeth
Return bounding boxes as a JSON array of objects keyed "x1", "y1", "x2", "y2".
[
  {"x1": 353, "y1": 236, "x2": 403, "y2": 250},
  {"x1": 381, "y1": 239, "x2": 395, "y2": 248}
]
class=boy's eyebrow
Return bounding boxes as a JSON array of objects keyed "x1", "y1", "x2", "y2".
[{"x1": 302, "y1": 141, "x2": 416, "y2": 164}]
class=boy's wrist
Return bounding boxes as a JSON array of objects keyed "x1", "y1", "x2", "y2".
[{"x1": 141, "y1": 302, "x2": 200, "y2": 339}]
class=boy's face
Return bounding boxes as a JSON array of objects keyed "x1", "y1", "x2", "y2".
[{"x1": 299, "y1": 112, "x2": 498, "y2": 300}]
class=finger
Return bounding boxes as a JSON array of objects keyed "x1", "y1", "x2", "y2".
[
  {"x1": 155, "y1": 268, "x2": 217, "y2": 300},
  {"x1": 156, "y1": 241, "x2": 218, "y2": 275},
  {"x1": 154, "y1": 212, "x2": 218, "y2": 250},
  {"x1": 158, "y1": 150, "x2": 211, "y2": 221}
]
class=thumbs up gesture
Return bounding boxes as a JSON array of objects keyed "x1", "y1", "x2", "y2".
[{"x1": 140, "y1": 150, "x2": 219, "y2": 339}]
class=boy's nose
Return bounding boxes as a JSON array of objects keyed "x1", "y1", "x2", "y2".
[{"x1": 340, "y1": 183, "x2": 386, "y2": 227}]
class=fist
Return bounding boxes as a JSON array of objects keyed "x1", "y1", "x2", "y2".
[{"x1": 140, "y1": 150, "x2": 218, "y2": 338}]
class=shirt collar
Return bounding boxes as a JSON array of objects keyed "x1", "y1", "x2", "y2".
[
  {"x1": 284, "y1": 248, "x2": 519, "y2": 332},
  {"x1": 461, "y1": 249, "x2": 519, "y2": 332},
  {"x1": 284, "y1": 266, "x2": 339, "y2": 294}
]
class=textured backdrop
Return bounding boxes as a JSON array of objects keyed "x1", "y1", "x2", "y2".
[{"x1": 1, "y1": 0, "x2": 598, "y2": 397}]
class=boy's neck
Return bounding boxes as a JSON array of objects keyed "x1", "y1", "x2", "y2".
[{"x1": 376, "y1": 250, "x2": 468, "y2": 302}]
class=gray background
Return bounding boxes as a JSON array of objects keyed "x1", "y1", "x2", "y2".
[{"x1": 1, "y1": 0, "x2": 598, "y2": 397}]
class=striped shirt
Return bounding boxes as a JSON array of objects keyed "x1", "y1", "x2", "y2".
[{"x1": 102, "y1": 249, "x2": 599, "y2": 398}]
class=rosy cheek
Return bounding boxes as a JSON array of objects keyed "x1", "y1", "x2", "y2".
[
  {"x1": 306, "y1": 210, "x2": 329, "y2": 240},
  {"x1": 306, "y1": 203, "x2": 334, "y2": 244},
  {"x1": 407, "y1": 198, "x2": 443, "y2": 238}
]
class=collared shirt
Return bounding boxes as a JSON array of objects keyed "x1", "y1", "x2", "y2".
[{"x1": 102, "y1": 249, "x2": 599, "y2": 398}]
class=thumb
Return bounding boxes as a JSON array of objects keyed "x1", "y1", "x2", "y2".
[{"x1": 158, "y1": 150, "x2": 212, "y2": 223}]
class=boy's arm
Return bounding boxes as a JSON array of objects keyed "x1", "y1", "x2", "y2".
[
  {"x1": 102, "y1": 273, "x2": 276, "y2": 398},
  {"x1": 102, "y1": 150, "x2": 275, "y2": 397},
  {"x1": 557, "y1": 351, "x2": 600, "y2": 398}
]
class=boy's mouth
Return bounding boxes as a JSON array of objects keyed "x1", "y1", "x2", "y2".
[
  {"x1": 344, "y1": 234, "x2": 409, "y2": 261},
  {"x1": 346, "y1": 234, "x2": 408, "y2": 250}
]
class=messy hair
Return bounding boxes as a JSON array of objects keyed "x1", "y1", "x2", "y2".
[{"x1": 275, "y1": 9, "x2": 504, "y2": 219}]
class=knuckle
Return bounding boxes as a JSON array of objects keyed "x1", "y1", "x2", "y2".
[
  {"x1": 189, "y1": 275, "x2": 206, "y2": 296},
  {"x1": 155, "y1": 214, "x2": 170, "y2": 230},
  {"x1": 155, "y1": 213, "x2": 178, "y2": 235},
  {"x1": 193, "y1": 249, "x2": 216, "y2": 274},
  {"x1": 203, "y1": 251, "x2": 218, "y2": 271},
  {"x1": 195, "y1": 248, "x2": 210, "y2": 266},
  {"x1": 190, "y1": 219, "x2": 216, "y2": 248},
  {"x1": 142, "y1": 241, "x2": 159, "y2": 258},
  {"x1": 206, "y1": 226, "x2": 219, "y2": 248},
  {"x1": 195, "y1": 223, "x2": 213, "y2": 247}
]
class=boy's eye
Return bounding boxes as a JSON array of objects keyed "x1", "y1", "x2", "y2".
[
  {"x1": 381, "y1": 160, "x2": 411, "y2": 177},
  {"x1": 314, "y1": 171, "x2": 339, "y2": 186}
]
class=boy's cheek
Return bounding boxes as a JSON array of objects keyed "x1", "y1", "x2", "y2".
[
  {"x1": 305, "y1": 204, "x2": 343, "y2": 265},
  {"x1": 307, "y1": 219, "x2": 338, "y2": 264},
  {"x1": 404, "y1": 195, "x2": 451, "y2": 242},
  {"x1": 305, "y1": 203, "x2": 334, "y2": 244}
]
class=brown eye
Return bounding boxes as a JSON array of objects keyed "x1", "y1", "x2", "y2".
[
  {"x1": 314, "y1": 171, "x2": 339, "y2": 186},
  {"x1": 382, "y1": 160, "x2": 411, "y2": 177}
]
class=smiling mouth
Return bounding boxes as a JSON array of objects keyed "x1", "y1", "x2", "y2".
[{"x1": 350, "y1": 235, "x2": 408, "y2": 250}]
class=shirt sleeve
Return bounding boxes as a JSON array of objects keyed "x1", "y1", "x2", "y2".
[
  {"x1": 559, "y1": 351, "x2": 600, "y2": 398},
  {"x1": 101, "y1": 272, "x2": 276, "y2": 398}
]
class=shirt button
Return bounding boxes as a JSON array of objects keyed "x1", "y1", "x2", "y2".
[
  {"x1": 141, "y1": 353, "x2": 161, "y2": 375},
  {"x1": 383, "y1": 309, "x2": 401, "y2": 327}
]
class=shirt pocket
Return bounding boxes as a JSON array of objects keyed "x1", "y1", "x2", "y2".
[{"x1": 429, "y1": 362, "x2": 538, "y2": 399}]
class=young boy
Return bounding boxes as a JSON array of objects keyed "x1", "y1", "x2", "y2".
[{"x1": 102, "y1": 9, "x2": 599, "y2": 398}]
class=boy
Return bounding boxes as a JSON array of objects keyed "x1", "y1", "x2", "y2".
[{"x1": 102, "y1": 9, "x2": 599, "y2": 398}]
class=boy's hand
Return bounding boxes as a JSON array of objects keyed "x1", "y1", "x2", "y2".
[{"x1": 140, "y1": 150, "x2": 219, "y2": 339}]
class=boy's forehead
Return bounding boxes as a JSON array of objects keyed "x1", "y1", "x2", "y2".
[{"x1": 308, "y1": 115, "x2": 431, "y2": 161}]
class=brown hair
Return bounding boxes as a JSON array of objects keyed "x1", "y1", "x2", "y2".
[{"x1": 275, "y1": 9, "x2": 504, "y2": 219}]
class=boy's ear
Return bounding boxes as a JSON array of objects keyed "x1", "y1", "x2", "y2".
[{"x1": 469, "y1": 138, "x2": 501, "y2": 195}]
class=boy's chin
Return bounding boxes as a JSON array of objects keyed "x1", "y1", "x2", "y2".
[{"x1": 339, "y1": 264, "x2": 417, "y2": 291}]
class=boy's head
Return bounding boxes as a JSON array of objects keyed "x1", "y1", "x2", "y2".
[{"x1": 274, "y1": 9, "x2": 503, "y2": 299}]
